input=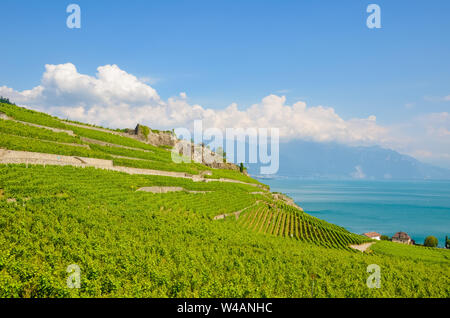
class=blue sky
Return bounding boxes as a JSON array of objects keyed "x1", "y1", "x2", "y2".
[{"x1": 1, "y1": 0, "x2": 450, "y2": 167}]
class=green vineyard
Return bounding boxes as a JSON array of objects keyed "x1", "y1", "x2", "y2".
[
  {"x1": 237, "y1": 202, "x2": 370, "y2": 250},
  {"x1": 0, "y1": 103, "x2": 259, "y2": 184},
  {"x1": 0, "y1": 101, "x2": 448, "y2": 298}
]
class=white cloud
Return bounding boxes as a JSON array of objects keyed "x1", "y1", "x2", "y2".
[
  {"x1": 138, "y1": 76, "x2": 160, "y2": 85},
  {"x1": 3, "y1": 63, "x2": 450, "y2": 167},
  {"x1": 386, "y1": 112, "x2": 450, "y2": 168},
  {"x1": 424, "y1": 95, "x2": 450, "y2": 102},
  {"x1": 275, "y1": 89, "x2": 291, "y2": 94},
  {"x1": 0, "y1": 63, "x2": 389, "y2": 146}
]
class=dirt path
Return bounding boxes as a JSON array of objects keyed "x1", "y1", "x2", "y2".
[
  {"x1": 213, "y1": 202, "x2": 260, "y2": 220},
  {"x1": 137, "y1": 187, "x2": 210, "y2": 194},
  {"x1": 350, "y1": 242, "x2": 375, "y2": 252}
]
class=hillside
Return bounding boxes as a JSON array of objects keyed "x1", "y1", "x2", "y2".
[{"x1": 0, "y1": 102, "x2": 449, "y2": 298}]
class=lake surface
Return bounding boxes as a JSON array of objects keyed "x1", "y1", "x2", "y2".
[{"x1": 257, "y1": 178, "x2": 450, "y2": 247}]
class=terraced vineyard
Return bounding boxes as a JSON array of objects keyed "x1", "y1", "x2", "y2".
[
  {"x1": 0, "y1": 101, "x2": 449, "y2": 298},
  {"x1": 0, "y1": 165, "x2": 260, "y2": 219},
  {"x1": 237, "y1": 202, "x2": 370, "y2": 250},
  {"x1": 0, "y1": 103, "x2": 261, "y2": 184}
]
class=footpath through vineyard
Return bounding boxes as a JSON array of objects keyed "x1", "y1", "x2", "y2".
[{"x1": 349, "y1": 242, "x2": 375, "y2": 252}]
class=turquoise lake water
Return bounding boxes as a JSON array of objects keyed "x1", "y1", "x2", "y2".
[{"x1": 257, "y1": 178, "x2": 450, "y2": 247}]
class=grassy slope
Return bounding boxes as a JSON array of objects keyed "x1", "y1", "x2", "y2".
[
  {"x1": 0, "y1": 103, "x2": 449, "y2": 298},
  {"x1": 371, "y1": 240, "x2": 449, "y2": 264},
  {"x1": 0, "y1": 119, "x2": 82, "y2": 144},
  {"x1": 0, "y1": 133, "x2": 112, "y2": 159},
  {"x1": 0, "y1": 165, "x2": 449, "y2": 298}
]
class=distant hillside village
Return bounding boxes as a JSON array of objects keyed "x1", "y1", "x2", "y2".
[{"x1": 363, "y1": 231, "x2": 450, "y2": 248}]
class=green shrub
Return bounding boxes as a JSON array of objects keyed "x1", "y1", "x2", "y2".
[
  {"x1": 380, "y1": 235, "x2": 390, "y2": 241},
  {"x1": 138, "y1": 125, "x2": 150, "y2": 138},
  {"x1": 424, "y1": 236, "x2": 438, "y2": 248}
]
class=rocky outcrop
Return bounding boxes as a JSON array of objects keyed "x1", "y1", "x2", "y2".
[
  {"x1": 172, "y1": 140, "x2": 240, "y2": 170},
  {"x1": 272, "y1": 193, "x2": 304, "y2": 211},
  {"x1": 134, "y1": 124, "x2": 149, "y2": 141},
  {"x1": 120, "y1": 124, "x2": 244, "y2": 173},
  {"x1": 147, "y1": 130, "x2": 177, "y2": 148},
  {"x1": 123, "y1": 124, "x2": 177, "y2": 148}
]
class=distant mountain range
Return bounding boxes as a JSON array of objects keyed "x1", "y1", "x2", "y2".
[{"x1": 246, "y1": 140, "x2": 450, "y2": 180}]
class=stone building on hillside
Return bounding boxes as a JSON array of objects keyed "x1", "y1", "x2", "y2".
[{"x1": 392, "y1": 231, "x2": 413, "y2": 245}]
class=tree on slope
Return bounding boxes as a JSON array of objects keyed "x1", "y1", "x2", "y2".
[{"x1": 424, "y1": 236, "x2": 438, "y2": 248}]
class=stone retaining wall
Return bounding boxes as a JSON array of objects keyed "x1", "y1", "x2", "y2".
[{"x1": 0, "y1": 149, "x2": 113, "y2": 168}]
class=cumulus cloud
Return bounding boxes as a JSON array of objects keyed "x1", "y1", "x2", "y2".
[
  {"x1": 0, "y1": 63, "x2": 389, "y2": 146},
  {"x1": 424, "y1": 95, "x2": 450, "y2": 102},
  {"x1": 3, "y1": 63, "x2": 450, "y2": 167},
  {"x1": 386, "y1": 112, "x2": 450, "y2": 168}
]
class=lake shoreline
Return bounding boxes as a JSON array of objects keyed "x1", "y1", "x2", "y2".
[{"x1": 258, "y1": 178, "x2": 450, "y2": 248}]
